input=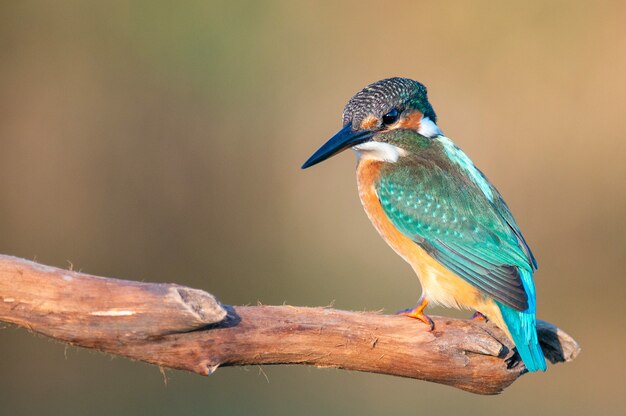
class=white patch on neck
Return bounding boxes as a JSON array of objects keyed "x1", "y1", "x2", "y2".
[
  {"x1": 418, "y1": 116, "x2": 442, "y2": 138},
  {"x1": 352, "y1": 141, "x2": 408, "y2": 163}
]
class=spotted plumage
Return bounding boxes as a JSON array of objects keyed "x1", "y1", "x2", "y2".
[{"x1": 302, "y1": 77, "x2": 546, "y2": 372}]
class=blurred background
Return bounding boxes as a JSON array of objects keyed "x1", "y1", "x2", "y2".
[{"x1": 1, "y1": 1, "x2": 624, "y2": 415}]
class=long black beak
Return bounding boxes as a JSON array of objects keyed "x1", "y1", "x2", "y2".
[{"x1": 301, "y1": 124, "x2": 374, "y2": 169}]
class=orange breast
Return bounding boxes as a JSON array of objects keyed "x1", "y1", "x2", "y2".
[{"x1": 355, "y1": 159, "x2": 502, "y2": 322}]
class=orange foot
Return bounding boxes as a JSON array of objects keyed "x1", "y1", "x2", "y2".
[
  {"x1": 471, "y1": 311, "x2": 488, "y2": 322},
  {"x1": 397, "y1": 297, "x2": 434, "y2": 331}
]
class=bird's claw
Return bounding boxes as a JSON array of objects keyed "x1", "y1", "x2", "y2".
[
  {"x1": 397, "y1": 303, "x2": 435, "y2": 331},
  {"x1": 471, "y1": 311, "x2": 488, "y2": 322}
]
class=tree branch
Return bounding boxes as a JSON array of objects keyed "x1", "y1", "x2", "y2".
[{"x1": 0, "y1": 254, "x2": 579, "y2": 395}]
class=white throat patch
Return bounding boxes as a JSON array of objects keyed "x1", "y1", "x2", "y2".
[{"x1": 352, "y1": 141, "x2": 408, "y2": 163}]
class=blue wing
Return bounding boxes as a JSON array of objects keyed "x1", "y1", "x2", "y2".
[{"x1": 376, "y1": 163, "x2": 535, "y2": 311}]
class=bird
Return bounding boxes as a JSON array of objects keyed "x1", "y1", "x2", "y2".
[{"x1": 301, "y1": 77, "x2": 546, "y2": 372}]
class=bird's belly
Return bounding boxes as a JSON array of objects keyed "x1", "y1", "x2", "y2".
[{"x1": 356, "y1": 160, "x2": 494, "y2": 313}]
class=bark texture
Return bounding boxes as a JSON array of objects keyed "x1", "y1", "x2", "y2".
[{"x1": 0, "y1": 255, "x2": 580, "y2": 394}]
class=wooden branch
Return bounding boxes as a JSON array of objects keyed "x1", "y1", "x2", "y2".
[{"x1": 0, "y1": 255, "x2": 579, "y2": 395}]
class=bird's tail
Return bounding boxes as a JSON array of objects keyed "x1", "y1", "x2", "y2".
[{"x1": 496, "y1": 269, "x2": 546, "y2": 372}]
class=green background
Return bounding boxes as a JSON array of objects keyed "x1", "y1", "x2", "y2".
[{"x1": 1, "y1": 1, "x2": 624, "y2": 415}]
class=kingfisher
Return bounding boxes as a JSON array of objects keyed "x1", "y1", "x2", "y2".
[{"x1": 302, "y1": 77, "x2": 546, "y2": 372}]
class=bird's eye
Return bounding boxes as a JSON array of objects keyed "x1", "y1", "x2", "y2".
[{"x1": 382, "y1": 108, "x2": 400, "y2": 125}]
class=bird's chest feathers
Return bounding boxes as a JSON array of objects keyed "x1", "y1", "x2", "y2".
[
  {"x1": 356, "y1": 161, "x2": 417, "y2": 263},
  {"x1": 356, "y1": 160, "x2": 485, "y2": 310}
]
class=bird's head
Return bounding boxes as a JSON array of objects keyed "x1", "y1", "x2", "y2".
[{"x1": 302, "y1": 77, "x2": 441, "y2": 169}]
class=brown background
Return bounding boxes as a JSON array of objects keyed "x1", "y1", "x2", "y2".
[{"x1": 1, "y1": 1, "x2": 624, "y2": 415}]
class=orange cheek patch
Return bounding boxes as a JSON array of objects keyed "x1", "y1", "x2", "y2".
[
  {"x1": 396, "y1": 111, "x2": 423, "y2": 129},
  {"x1": 360, "y1": 115, "x2": 379, "y2": 130}
]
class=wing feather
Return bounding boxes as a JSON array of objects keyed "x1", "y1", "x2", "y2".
[{"x1": 377, "y1": 162, "x2": 533, "y2": 311}]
